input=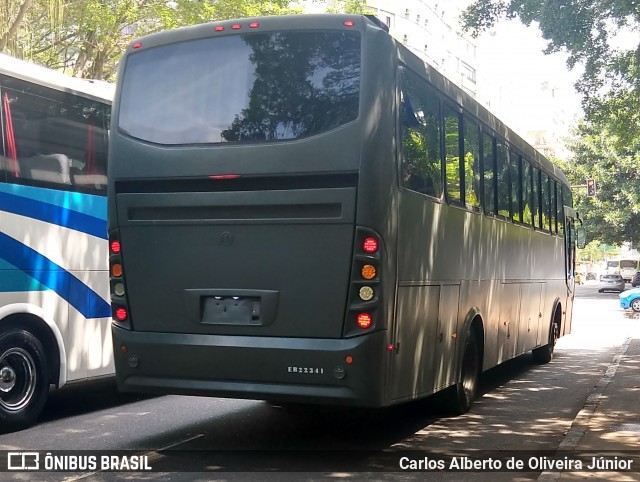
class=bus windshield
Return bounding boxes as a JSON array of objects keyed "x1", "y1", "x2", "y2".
[{"x1": 118, "y1": 31, "x2": 361, "y2": 145}]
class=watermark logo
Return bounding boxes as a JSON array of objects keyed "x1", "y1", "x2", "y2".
[{"x1": 7, "y1": 452, "x2": 39, "y2": 470}]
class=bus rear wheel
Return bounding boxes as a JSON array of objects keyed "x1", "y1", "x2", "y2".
[
  {"x1": 0, "y1": 328, "x2": 49, "y2": 432},
  {"x1": 442, "y1": 329, "x2": 480, "y2": 415},
  {"x1": 532, "y1": 321, "x2": 558, "y2": 364}
]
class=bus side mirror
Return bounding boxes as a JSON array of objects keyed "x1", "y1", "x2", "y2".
[{"x1": 576, "y1": 227, "x2": 587, "y2": 249}]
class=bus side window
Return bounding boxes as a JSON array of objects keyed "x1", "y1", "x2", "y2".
[
  {"x1": 556, "y1": 182, "x2": 564, "y2": 236},
  {"x1": 399, "y1": 70, "x2": 442, "y2": 198},
  {"x1": 444, "y1": 105, "x2": 461, "y2": 204},
  {"x1": 2, "y1": 78, "x2": 109, "y2": 195},
  {"x1": 522, "y1": 160, "x2": 533, "y2": 225},
  {"x1": 496, "y1": 141, "x2": 510, "y2": 218},
  {"x1": 510, "y1": 151, "x2": 521, "y2": 222},
  {"x1": 463, "y1": 117, "x2": 480, "y2": 210},
  {"x1": 482, "y1": 133, "x2": 496, "y2": 214},
  {"x1": 532, "y1": 166, "x2": 541, "y2": 229}
]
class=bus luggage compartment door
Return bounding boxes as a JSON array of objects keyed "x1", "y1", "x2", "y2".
[{"x1": 116, "y1": 187, "x2": 356, "y2": 339}]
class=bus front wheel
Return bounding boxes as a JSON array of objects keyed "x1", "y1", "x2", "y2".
[
  {"x1": 0, "y1": 328, "x2": 49, "y2": 432},
  {"x1": 442, "y1": 329, "x2": 480, "y2": 415}
]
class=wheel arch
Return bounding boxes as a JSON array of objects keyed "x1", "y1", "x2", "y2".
[
  {"x1": 0, "y1": 303, "x2": 66, "y2": 388},
  {"x1": 458, "y1": 307, "x2": 485, "y2": 374},
  {"x1": 549, "y1": 297, "x2": 563, "y2": 340}
]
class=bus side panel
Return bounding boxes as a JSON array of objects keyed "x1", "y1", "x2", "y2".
[{"x1": 390, "y1": 285, "x2": 440, "y2": 400}]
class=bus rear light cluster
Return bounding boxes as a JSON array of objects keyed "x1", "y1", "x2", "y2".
[
  {"x1": 109, "y1": 229, "x2": 131, "y2": 329},
  {"x1": 343, "y1": 228, "x2": 383, "y2": 337}
]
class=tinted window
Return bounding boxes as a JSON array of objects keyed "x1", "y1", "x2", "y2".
[
  {"x1": 496, "y1": 141, "x2": 509, "y2": 217},
  {"x1": 482, "y1": 133, "x2": 495, "y2": 214},
  {"x1": 463, "y1": 117, "x2": 480, "y2": 209},
  {"x1": 541, "y1": 173, "x2": 551, "y2": 231},
  {"x1": 510, "y1": 151, "x2": 521, "y2": 222},
  {"x1": 119, "y1": 31, "x2": 361, "y2": 145},
  {"x1": 400, "y1": 70, "x2": 442, "y2": 198},
  {"x1": 444, "y1": 106, "x2": 461, "y2": 204},
  {"x1": 522, "y1": 161, "x2": 533, "y2": 225},
  {"x1": 1, "y1": 76, "x2": 109, "y2": 195},
  {"x1": 532, "y1": 167, "x2": 541, "y2": 229}
]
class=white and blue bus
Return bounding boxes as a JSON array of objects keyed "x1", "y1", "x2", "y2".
[{"x1": 0, "y1": 53, "x2": 113, "y2": 431}]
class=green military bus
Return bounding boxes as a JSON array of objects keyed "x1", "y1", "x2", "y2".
[{"x1": 107, "y1": 14, "x2": 581, "y2": 415}]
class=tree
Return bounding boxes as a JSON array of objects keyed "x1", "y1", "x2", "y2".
[
  {"x1": 3, "y1": 0, "x2": 303, "y2": 81},
  {"x1": 558, "y1": 118, "x2": 640, "y2": 248},
  {"x1": 460, "y1": 1, "x2": 639, "y2": 121},
  {"x1": 460, "y1": 1, "x2": 640, "y2": 247}
]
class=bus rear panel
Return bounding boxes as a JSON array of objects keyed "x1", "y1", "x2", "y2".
[{"x1": 109, "y1": 15, "x2": 397, "y2": 406}]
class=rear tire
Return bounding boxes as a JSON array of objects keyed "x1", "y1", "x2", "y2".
[
  {"x1": 441, "y1": 329, "x2": 480, "y2": 415},
  {"x1": 631, "y1": 299, "x2": 640, "y2": 312},
  {"x1": 0, "y1": 329, "x2": 49, "y2": 432},
  {"x1": 532, "y1": 321, "x2": 558, "y2": 364}
]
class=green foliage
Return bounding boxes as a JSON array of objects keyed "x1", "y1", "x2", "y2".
[
  {"x1": 461, "y1": 0, "x2": 640, "y2": 247},
  {"x1": 2, "y1": 0, "x2": 303, "y2": 80},
  {"x1": 323, "y1": 0, "x2": 374, "y2": 15},
  {"x1": 559, "y1": 117, "x2": 640, "y2": 248},
  {"x1": 577, "y1": 240, "x2": 621, "y2": 264}
]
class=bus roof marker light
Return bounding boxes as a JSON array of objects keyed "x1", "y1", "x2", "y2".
[
  {"x1": 214, "y1": 26, "x2": 225, "y2": 32},
  {"x1": 132, "y1": 42, "x2": 142, "y2": 49},
  {"x1": 344, "y1": 20, "x2": 355, "y2": 27},
  {"x1": 249, "y1": 22, "x2": 260, "y2": 28},
  {"x1": 231, "y1": 24, "x2": 242, "y2": 30},
  {"x1": 363, "y1": 237, "x2": 378, "y2": 253}
]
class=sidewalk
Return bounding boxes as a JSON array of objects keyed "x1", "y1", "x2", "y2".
[{"x1": 539, "y1": 337, "x2": 640, "y2": 481}]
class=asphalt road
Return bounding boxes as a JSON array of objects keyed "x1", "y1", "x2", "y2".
[{"x1": 1, "y1": 281, "x2": 638, "y2": 481}]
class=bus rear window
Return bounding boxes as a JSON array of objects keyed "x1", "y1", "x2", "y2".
[{"x1": 118, "y1": 31, "x2": 361, "y2": 145}]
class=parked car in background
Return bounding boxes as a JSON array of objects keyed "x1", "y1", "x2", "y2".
[
  {"x1": 631, "y1": 271, "x2": 640, "y2": 287},
  {"x1": 599, "y1": 274, "x2": 626, "y2": 293},
  {"x1": 586, "y1": 272, "x2": 597, "y2": 281},
  {"x1": 619, "y1": 288, "x2": 640, "y2": 311}
]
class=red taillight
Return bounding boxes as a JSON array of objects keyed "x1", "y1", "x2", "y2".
[
  {"x1": 356, "y1": 313, "x2": 372, "y2": 329},
  {"x1": 249, "y1": 22, "x2": 260, "y2": 28},
  {"x1": 363, "y1": 237, "x2": 378, "y2": 253},
  {"x1": 344, "y1": 20, "x2": 355, "y2": 27},
  {"x1": 110, "y1": 240, "x2": 121, "y2": 254},
  {"x1": 115, "y1": 308, "x2": 128, "y2": 321}
]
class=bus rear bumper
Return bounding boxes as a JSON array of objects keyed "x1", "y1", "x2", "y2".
[{"x1": 111, "y1": 325, "x2": 389, "y2": 407}]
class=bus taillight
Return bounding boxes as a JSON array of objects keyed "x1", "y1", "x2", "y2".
[
  {"x1": 357, "y1": 313, "x2": 372, "y2": 329},
  {"x1": 361, "y1": 264, "x2": 376, "y2": 280},
  {"x1": 115, "y1": 307, "x2": 128, "y2": 322},
  {"x1": 110, "y1": 240, "x2": 121, "y2": 254},
  {"x1": 363, "y1": 237, "x2": 378, "y2": 253},
  {"x1": 109, "y1": 229, "x2": 131, "y2": 329},
  {"x1": 344, "y1": 228, "x2": 383, "y2": 337}
]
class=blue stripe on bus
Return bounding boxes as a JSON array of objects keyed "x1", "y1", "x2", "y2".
[
  {"x1": 0, "y1": 233, "x2": 111, "y2": 319},
  {"x1": 0, "y1": 258, "x2": 48, "y2": 292},
  {"x1": 0, "y1": 190, "x2": 106, "y2": 240},
  {"x1": 0, "y1": 183, "x2": 106, "y2": 220}
]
